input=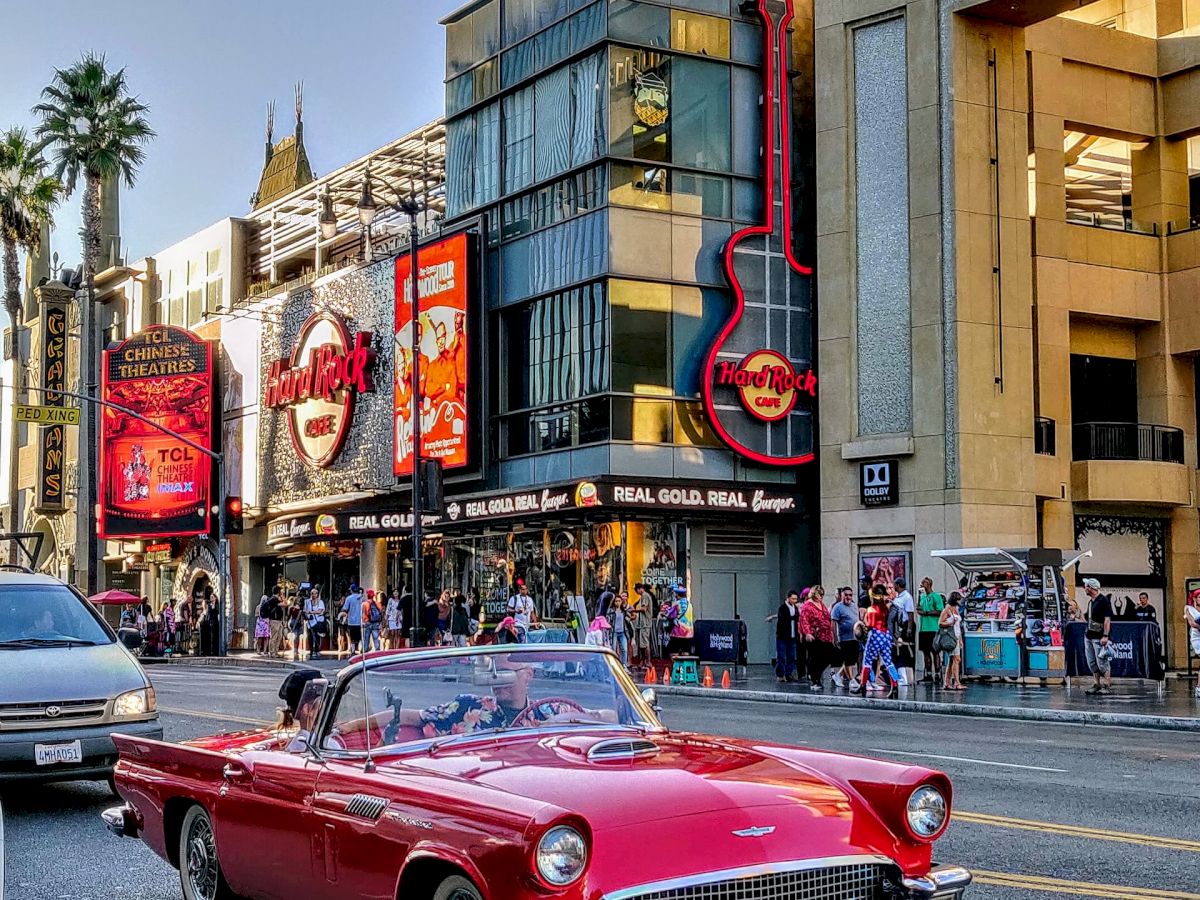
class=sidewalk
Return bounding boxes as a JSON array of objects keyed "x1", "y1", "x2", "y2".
[
  {"x1": 147, "y1": 651, "x2": 1200, "y2": 731},
  {"x1": 651, "y1": 663, "x2": 1200, "y2": 732}
]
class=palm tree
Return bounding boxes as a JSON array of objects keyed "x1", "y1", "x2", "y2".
[
  {"x1": 34, "y1": 53, "x2": 153, "y2": 295},
  {"x1": 34, "y1": 53, "x2": 153, "y2": 593},
  {"x1": 0, "y1": 127, "x2": 59, "y2": 338}
]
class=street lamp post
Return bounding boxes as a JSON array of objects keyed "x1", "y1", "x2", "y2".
[
  {"x1": 10, "y1": 382, "x2": 228, "y2": 656},
  {"x1": 402, "y1": 197, "x2": 423, "y2": 638}
]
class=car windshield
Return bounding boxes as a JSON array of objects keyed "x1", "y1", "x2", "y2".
[
  {"x1": 0, "y1": 585, "x2": 114, "y2": 646},
  {"x1": 321, "y1": 648, "x2": 661, "y2": 752}
]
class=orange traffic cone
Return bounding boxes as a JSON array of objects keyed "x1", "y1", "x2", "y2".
[
  {"x1": 702, "y1": 666, "x2": 714, "y2": 687},
  {"x1": 645, "y1": 665, "x2": 657, "y2": 684},
  {"x1": 663, "y1": 665, "x2": 672, "y2": 685},
  {"x1": 721, "y1": 669, "x2": 731, "y2": 689}
]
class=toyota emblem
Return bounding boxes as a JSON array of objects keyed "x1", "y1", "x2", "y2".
[{"x1": 45, "y1": 705, "x2": 62, "y2": 718}]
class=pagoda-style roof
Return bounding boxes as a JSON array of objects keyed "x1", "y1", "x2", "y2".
[{"x1": 253, "y1": 133, "x2": 315, "y2": 210}]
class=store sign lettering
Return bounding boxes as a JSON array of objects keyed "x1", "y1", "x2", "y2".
[
  {"x1": 464, "y1": 488, "x2": 572, "y2": 520},
  {"x1": 264, "y1": 312, "x2": 375, "y2": 468},
  {"x1": 612, "y1": 485, "x2": 796, "y2": 514},
  {"x1": 714, "y1": 350, "x2": 816, "y2": 424}
]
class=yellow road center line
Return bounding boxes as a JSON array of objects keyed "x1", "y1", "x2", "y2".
[
  {"x1": 158, "y1": 705, "x2": 273, "y2": 728},
  {"x1": 972, "y1": 869, "x2": 1200, "y2": 900},
  {"x1": 958, "y1": 811, "x2": 1200, "y2": 854}
]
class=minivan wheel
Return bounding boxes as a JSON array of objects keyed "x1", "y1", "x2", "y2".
[
  {"x1": 106, "y1": 775, "x2": 119, "y2": 797},
  {"x1": 432, "y1": 875, "x2": 483, "y2": 900},
  {"x1": 178, "y1": 805, "x2": 235, "y2": 900}
]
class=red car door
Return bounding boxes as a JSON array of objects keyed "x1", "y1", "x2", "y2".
[
  {"x1": 309, "y1": 759, "x2": 421, "y2": 900},
  {"x1": 213, "y1": 749, "x2": 325, "y2": 900}
]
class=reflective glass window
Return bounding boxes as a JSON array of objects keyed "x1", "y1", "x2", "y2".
[
  {"x1": 732, "y1": 66, "x2": 763, "y2": 177},
  {"x1": 671, "y1": 10, "x2": 730, "y2": 59},
  {"x1": 502, "y1": 166, "x2": 606, "y2": 240},
  {"x1": 447, "y1": 0, "x2": 499, "y2": 78},
  {"x1": 674, "y1": 399, "x2": 720, "y2": 446},
  {"x1": 672, "y1": 0, "x2": 729, "y2": 13},
  {"x1": 609, "y1": 47, "x2": 670, "y2": 162},
  {"x1": 731, "y1": 20, "x2": 763, "y2": 65},
  {"x1": 446, "y1": 114, "x2": 476, "y2": 218},
  {"x1": 611, "y1": 279, "x2": 672, "y2": 395},
  {"x1": 672, "y1": 56, "x2": 730, "y2": 171},
  {"x1": 672, "y1": 286, "x2": 730, "y2": 396},
  {"x1": 535, "y1": 67, "x2": 572, "y2": 182},
  {"x1": 612, "y1": 397, "x2": 673, "y2": 443},
  {"x1": 503, "y1": 86, "x2": 534, "y2": 194},
  {"x1": 609, "y1": 0, "x2": 669, "y2": 46},
  {"x1": 733, "y1": 177, "x2": 763, "y2": 223},
  {"x1": 673, "y1": 171, "x2": 731, "y2": 218},
  {"x1": 571, "y1": 52, "x2": 608, "y2": 168},
  {"x1": 504, "y1": 282, "x2": 609, "y2": 412},
  {"x1": 610, "y1": 163, "x2": 670, "y2": 211}
]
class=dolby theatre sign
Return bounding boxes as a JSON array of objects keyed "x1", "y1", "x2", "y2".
[{"x1": 263, "y1": 312, "x2": 375, "y2": 468}]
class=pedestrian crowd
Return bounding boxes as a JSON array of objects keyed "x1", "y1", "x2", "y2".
[{"x1": 769, "y1": 575, "x2": 965, "y2": 696}]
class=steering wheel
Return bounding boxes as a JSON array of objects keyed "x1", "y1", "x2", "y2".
[{"x1": 510, "y1": 697, "x2": 586, "y2": 728}]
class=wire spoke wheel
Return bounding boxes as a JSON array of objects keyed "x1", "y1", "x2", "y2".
[{"x1": 178, "y1": 806, "x2": 231, "y2": 900}]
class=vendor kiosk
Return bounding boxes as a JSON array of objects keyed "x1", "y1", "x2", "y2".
[{"x1": 931, "y1": 548, "x2": 1090, "y2": 679}]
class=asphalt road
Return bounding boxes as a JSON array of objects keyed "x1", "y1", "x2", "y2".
[{"x1": 2, "y1": 666, "x2": 1198, "y2": 900}]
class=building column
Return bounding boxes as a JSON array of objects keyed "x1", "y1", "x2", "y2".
[
  {"x1": 360, "y1": 538, "x2": 388, "y2": 594},
  {"x1": 1131, "y1": 137, "x2": 1190, "y2": 233}
]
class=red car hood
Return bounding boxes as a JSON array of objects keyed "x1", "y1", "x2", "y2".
[
  {"x1": 392, "y1": 730, "x2": 929, "y2": 882},
  {"x1": 395, "y1": 730, "x2": 869, "y2": 827}
]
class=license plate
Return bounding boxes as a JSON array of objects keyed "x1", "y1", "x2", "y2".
[{"x1": 34, "y1": 740, "x2": 83, "y2": 766}]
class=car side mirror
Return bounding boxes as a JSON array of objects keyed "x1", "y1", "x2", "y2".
[{"x1": 642, "y1": 688, "x2": 662, "y2": 713}]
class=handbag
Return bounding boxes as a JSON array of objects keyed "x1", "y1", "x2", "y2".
[{"x1": 934, "y1": 626, "x2": 958, "y2": 653}]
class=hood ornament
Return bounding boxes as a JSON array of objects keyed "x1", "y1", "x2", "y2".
[{"x1": 732, "y1": 825, "x2": 775, "y2": 838}]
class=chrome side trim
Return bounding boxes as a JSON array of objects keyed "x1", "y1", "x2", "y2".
[{"x1": 601, "y1": 855, "x2": 894, "y2": 900}]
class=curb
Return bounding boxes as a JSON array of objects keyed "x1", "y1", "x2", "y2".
[
  {"x1": 652, "y1": 684, "x2": 1200, "y2": 732},
  {"x1": 142, "y1": 656, "x2": 305, "y2": 672}
]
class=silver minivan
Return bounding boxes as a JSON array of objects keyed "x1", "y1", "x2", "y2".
[{"x1": 0, "y1": 571, "x2": 162, "y2": 785}]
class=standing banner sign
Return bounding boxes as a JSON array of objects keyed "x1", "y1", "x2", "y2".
[
  {"x1": 99, "y1": 326, "x2": 214, "y2": 540},
  {"x1": 394, "y1": 233, "x2": 472, "y2": 476}
]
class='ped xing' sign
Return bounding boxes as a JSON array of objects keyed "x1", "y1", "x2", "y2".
[{"x1": 860, "y1": 460, "x2": 899, "y2": 508}]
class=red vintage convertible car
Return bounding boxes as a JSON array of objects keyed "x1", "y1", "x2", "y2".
[{"x1": 102, "y1": 645, "x2": 971, "y2": 900}]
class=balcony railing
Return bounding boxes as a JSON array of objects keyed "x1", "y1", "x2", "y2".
[
  {"x1": 1065, "y1": 209, "x2": 1158, "y2": 236},
  {"x1": 1034, "y1": 417, "x2": 1056, "y2": 456},
  {"x1": 1072, "y1": 422, "x2": 1184, "y2": 464}
]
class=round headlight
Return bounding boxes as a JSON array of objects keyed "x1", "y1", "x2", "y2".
[
  {"x1": 536, "y1": 825, "x2": 588, "y2": 886},
  {"x1": 906, "y1": 785, "x2": 948, "y2": 839}
]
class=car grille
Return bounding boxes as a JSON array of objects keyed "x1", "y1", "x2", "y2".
[
  {"x1": 0, "y1": 698, "x2": 108, "y2": 730},
  {"x1": 615, "y1": 862, "x2": 889, "y2": 900}
]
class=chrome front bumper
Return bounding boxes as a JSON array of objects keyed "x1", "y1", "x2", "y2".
[{"x1": 902, "y1": 865, "x2": 973, "y2": 898}]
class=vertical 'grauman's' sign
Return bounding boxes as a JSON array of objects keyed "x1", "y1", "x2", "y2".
[
  {"x1": 99, "y1": 326, "x2": 214, "y2": 540},
  {"x1": 36, "y1": 303, "x2": 68, "y2": 509}
]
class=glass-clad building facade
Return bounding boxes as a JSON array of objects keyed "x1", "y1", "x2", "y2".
[{"x1": 437, "y1": 0, "x2": 817, "y2": 662}]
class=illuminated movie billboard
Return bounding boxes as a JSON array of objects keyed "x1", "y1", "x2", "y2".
[
  {"x1": 394, "y1": 233, "x2": 472, "y2": 476},
  {"x1": 100, "y1": 326, "x2": 214, "y2": 539}
]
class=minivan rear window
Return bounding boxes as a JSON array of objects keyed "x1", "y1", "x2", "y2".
[{"x1": 0, "y1": 585, "x2": 115, "y2": 647}]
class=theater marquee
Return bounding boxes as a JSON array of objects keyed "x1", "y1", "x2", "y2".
[{"x1": 99, "y1": 326, "x2": 214, "y2": 540}]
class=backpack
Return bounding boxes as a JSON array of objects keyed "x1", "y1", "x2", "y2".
[{"x1": 367, "y1": 600, "x2": 383, "y2": 625}]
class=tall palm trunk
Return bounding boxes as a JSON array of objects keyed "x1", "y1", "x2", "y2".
[
  {"x1": 2, "y1": 233, "x2": 21, "y2": 327},
  {"x1": 80, "y1": 172, "x2": 101, "y2": 593},
  {"x1": 2, "y1": 232, "x2": 24, "y2": 534}
]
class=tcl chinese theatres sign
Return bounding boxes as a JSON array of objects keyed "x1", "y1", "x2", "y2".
[
  {"x1": 394, "y1": 233, "x2": 472, "y2": 476},
  {"x1": 713, "y1": 350, "x2": 816, "y2": 423},
  {"x1": 264, "y1": 312, "x2": 375, "y2": 468},
  {"x1": 100, "y1": 326, "x2": 213, "y2": 540}
]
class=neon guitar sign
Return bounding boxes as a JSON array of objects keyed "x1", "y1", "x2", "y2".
[{"x1": 702, "y1": 0, "x2": 816, "y2": 467}]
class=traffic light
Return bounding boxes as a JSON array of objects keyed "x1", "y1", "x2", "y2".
[
  {"x1": 224, "y1": 496, "x2": 244, "y2": 535},
  {"x1": 418, "y1": 459, "x2": 443, "y2": 514}
]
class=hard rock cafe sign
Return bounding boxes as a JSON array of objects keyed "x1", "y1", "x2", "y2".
[
  {"x1": 714, "y1": 350, "x2": 817, "y2": 423},
  {"x1": 263, "y1": 312, "x2": 375, "y2": 468}
]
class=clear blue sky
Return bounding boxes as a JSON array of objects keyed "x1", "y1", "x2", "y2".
[{"x1": 1, "y1": 0, "x2": 462, "y2": 277}]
